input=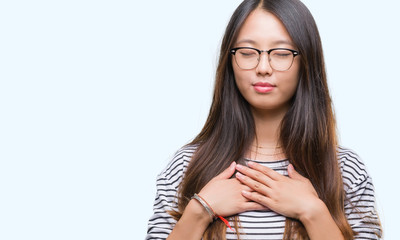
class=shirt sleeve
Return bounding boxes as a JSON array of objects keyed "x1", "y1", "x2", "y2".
[
  {"x1": 340, "y1": 148, "x2": 382, "y2": 239},
  {"x1": 145, "y1": 172, "x2": 177, "y2": 240},
  {"x1": 145, "y1": 146, "x2": 194, "y2": 240}
]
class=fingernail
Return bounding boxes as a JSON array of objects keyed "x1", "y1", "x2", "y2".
[
  {"x1": 242, "y1": 190, "x2": 250, "y2": 196},
  {"x1": 230, "y1": 161, "x2": 236, "y2": 168},
  {"x1": 248, "y1": 161, "x2": 255, "y2": 167},
  {"x1": 288, "y1": 164, "x2": 293, "y2": 171},
  {"x1": 236, "y1": 164, "x2": 243, "y2": 170},
  {"x1": 236, "y1": 172, "x2": 243, "y2": 178}
]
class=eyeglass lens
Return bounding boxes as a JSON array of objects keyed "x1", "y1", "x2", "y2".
[{"x1": 234, "y1": 48, "x2": 295, "y2": 71}]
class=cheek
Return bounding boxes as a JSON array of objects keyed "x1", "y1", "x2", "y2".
[
  {"x1": 284, "y1": 63, "x2": 301, "y2": 94},
  {"x1": 232, "y1": 59, "x2": 240, "y2": 78},
  {"x1": 232, "y1": 61, "x2": 246, "y2": 90},
  {"x1": 275, "y1": 69, "x2": 300, "y2": 104},
  {"x1": 288, "y1": 72, "x2": 300, "y2": 90},
  {"x1": 282, "y1": 74, "x2": 299, "y2": 97},
  {"x1": 287, "y1": 80, "x2": 299, "y2": 100}
]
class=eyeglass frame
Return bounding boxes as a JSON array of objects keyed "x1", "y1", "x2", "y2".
[{"x1": 230, "y1": 47, "x2": 300, "y2": 71}]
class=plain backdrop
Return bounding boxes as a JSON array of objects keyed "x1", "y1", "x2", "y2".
[{"x1": 0, "y1": 0, "x2": 399, "y2": 239}]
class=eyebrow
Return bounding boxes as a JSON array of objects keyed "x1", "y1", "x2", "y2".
[
  {"x1": 235, "y1": 39, "x2": 257, "y2": 45},
  {"x1": 235, "y1": 39, "x2": 294, "y2": 47}
]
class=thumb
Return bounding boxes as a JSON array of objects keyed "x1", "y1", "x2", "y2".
[
  {"x1": 288, "y1": 164, "x2": 304, "y2": 180},
  {"x1": 215, "y1": 162, "x2": 236, "y2": 180}
]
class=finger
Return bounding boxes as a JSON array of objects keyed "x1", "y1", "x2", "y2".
[
  {"x1": 214, "y1": 161, "x2": 236, "y2": 180},
  {"x1": 243, "y1": 201, "x2": 269, "y2": 211},
  {"x1": 232, "y1": 178, "x2": 254, "y2": 192},
  {"x1": 287, "y1": 164, "x2": 304, "y2": 181},
  {"x1": 236, "y1": 164, "x2": 273, "y2": 187},
  {"x1": 241, "y1": 185, "x2": 254, "y2": 192},
  {"x1": 247, "y1": 161, "x2": 282, "y2": 180},
  {"x1": 242, "y1": 190, "x2": 273, "y2": 208},
  {"x1": 236, "y1": 172, "x2": 271, "y2": 196}
]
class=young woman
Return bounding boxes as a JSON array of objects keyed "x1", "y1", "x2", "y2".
[{"x1": 146, "y1": 0, "x2": 382, "y2": 239}]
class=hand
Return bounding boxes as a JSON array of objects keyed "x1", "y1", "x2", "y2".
[
  {"x1": 198, "y1": 162, "x2": 267, "y2": 218},
  {"x1": 235, "y1": 161, "x2": 321, "y2": 220}
]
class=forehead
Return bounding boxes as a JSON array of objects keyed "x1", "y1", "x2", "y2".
[{"x1": 235, "y1": 9, "x2": 294, "y2": 47}]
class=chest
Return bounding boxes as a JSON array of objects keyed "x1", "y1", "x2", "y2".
[{"x1": 226, "y1": 210, "x2": 286, "y2": 240}]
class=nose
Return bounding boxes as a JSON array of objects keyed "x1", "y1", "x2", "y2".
[{"x1": 256, "y1": 53, "x2": 273, "y2": 75}]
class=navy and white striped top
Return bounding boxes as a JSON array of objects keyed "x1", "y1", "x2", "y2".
[{"x1": 146, "y1": 145, "x2": 381, "y2": 239}]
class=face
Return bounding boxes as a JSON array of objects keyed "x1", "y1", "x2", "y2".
[{"x1": 232, "y1": 9, "x2": 300, "y2": 113}]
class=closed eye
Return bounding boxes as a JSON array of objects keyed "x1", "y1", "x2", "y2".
[
  {"x1": 240, "y1": 52, "x2": 256, "y2": 57},
  {"x1": 238, "y1": 49, "x2": 258, "y2": 57}
]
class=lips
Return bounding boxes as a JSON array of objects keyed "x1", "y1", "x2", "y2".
[
  {"x1": 253, "y1": 82, "x2": 275, "y2": 93},
  {"x1": 253, "y1": 82, "x2": 274, "y2": 87}
]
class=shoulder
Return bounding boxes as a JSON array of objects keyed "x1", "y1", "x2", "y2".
[
  {"x1": 157, "y1": 144, "x2": 197, "y2": 188},
  {"x1": 338, "y1": 147, "x2": 382, "y2": 238},
  {"x1": 146, "y1": 145, "x2": 198, "y2": 238},
  {"x1": 337, "y1": 146, "x2": 371, "y2": 191}
]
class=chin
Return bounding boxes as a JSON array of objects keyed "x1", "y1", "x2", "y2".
[{"x1": 250, "y1": 101, "x2": 290, "y2": 113}]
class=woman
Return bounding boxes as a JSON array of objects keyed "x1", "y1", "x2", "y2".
[{"x1": 146, "y1": 0, "x2": 382, "y2": 239}]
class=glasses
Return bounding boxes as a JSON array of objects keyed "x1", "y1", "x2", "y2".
[{"x1": 230, "y1": 47, "x2": 299, "y2": 71}]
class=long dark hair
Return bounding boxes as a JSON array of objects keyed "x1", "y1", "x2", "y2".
[{"x1": 171, "y1": 0, "x2": 368, "y2": 239}]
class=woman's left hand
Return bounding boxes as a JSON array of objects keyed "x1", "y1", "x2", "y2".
[{"x1": 235, "y1": 161, "x2": 321, "y2": 220}]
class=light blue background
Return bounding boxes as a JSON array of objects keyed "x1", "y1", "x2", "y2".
[{"x1": 0, "y1": 0, "x2": 399, "y2": 239}]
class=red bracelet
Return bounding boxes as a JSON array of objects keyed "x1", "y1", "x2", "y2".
[{"x1": 194, "y1": 193, "x2": 234, "y2": 231}]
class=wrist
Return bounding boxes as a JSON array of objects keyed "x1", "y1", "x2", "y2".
[
  {"x1": 168, "y1": 199, "x2": 213, "y2": 239},
  {"x1": 187, "y1": 199, "x2": 214, "y2": 224},
  {"x1": 299, "y1": 198, "x2": 327, "y2": 225},
  {"x1": 191, "y1": 193, "x2": 234, "y2": 231},
  {"x1": 298, "y1": 199, "x2": 345, "y2": 239}
]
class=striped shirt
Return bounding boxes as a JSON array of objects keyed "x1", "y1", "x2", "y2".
[{"x1": 146, "y1": 145, "x2": 381, "y2": 239}]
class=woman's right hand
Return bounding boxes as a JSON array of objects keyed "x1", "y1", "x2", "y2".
[
  {"x1": 197, "y1": 161, "x2": 267, "y2": 217},
  {"x1": 167, "y1": 162, "x2": 267, "y2": 240}
]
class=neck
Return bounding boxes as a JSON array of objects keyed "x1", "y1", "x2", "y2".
[{"x1": 250, "y1": 105, "x2": 288, "y2": 148}]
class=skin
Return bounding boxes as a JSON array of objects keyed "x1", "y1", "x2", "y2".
[
  {"x1": 168, "y1": 9, "x2": 344, "y2": 240},
  {"x1": 235, "y1": 161, "x2": 344, "y2": 239},
  {"x1": 232, "y1": 10, "x2": 300, "y2": 114},
  {"x1": 233, "y1": 9, "x2": 344, "y2": 239},
  {"x1": 168, "y1": 162, "x2": 267, "y2": 240},
  {"x1": 232, "y1": 8, "x2": 300, "y2": 160}
]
